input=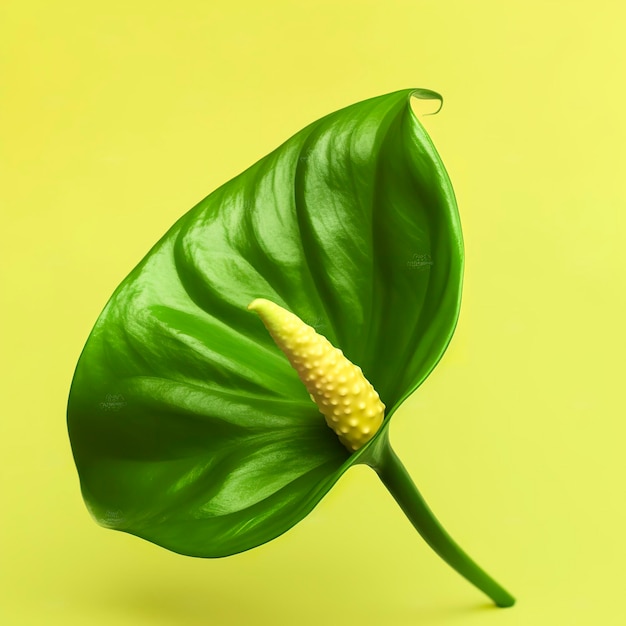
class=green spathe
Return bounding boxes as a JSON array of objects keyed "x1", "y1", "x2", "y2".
[{"x1": 67, "y1": 89, "x2": 514, "y2": 607}]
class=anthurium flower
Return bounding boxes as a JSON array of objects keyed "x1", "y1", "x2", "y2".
[{"x1": 67, "y1": 88, "x2": 514, "y2": 607}]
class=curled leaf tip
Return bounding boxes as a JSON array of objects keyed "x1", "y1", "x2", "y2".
[
  {"x1": 249, "y1": 299, "x2": 384, "y2": 451},
  {"x1": 409, "y1": 87, "x2": 444, "y2": 115}
]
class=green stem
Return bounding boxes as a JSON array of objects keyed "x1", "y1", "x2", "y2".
[{"x1": 368, "y1": 436, "x2": 515, "y2": 607}]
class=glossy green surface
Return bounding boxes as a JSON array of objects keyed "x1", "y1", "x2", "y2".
[{"x1": 67, "y1": 88, "x2": 463, "y2": 558}]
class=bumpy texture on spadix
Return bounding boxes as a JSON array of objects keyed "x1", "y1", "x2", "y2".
[{"x1": 248, "y1": 298, "x2": 385, "y2": 451}]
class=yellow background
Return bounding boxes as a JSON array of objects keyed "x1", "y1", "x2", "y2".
[{"x1": 2, "y1": 1, "x2": 625, "y2": 624}]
